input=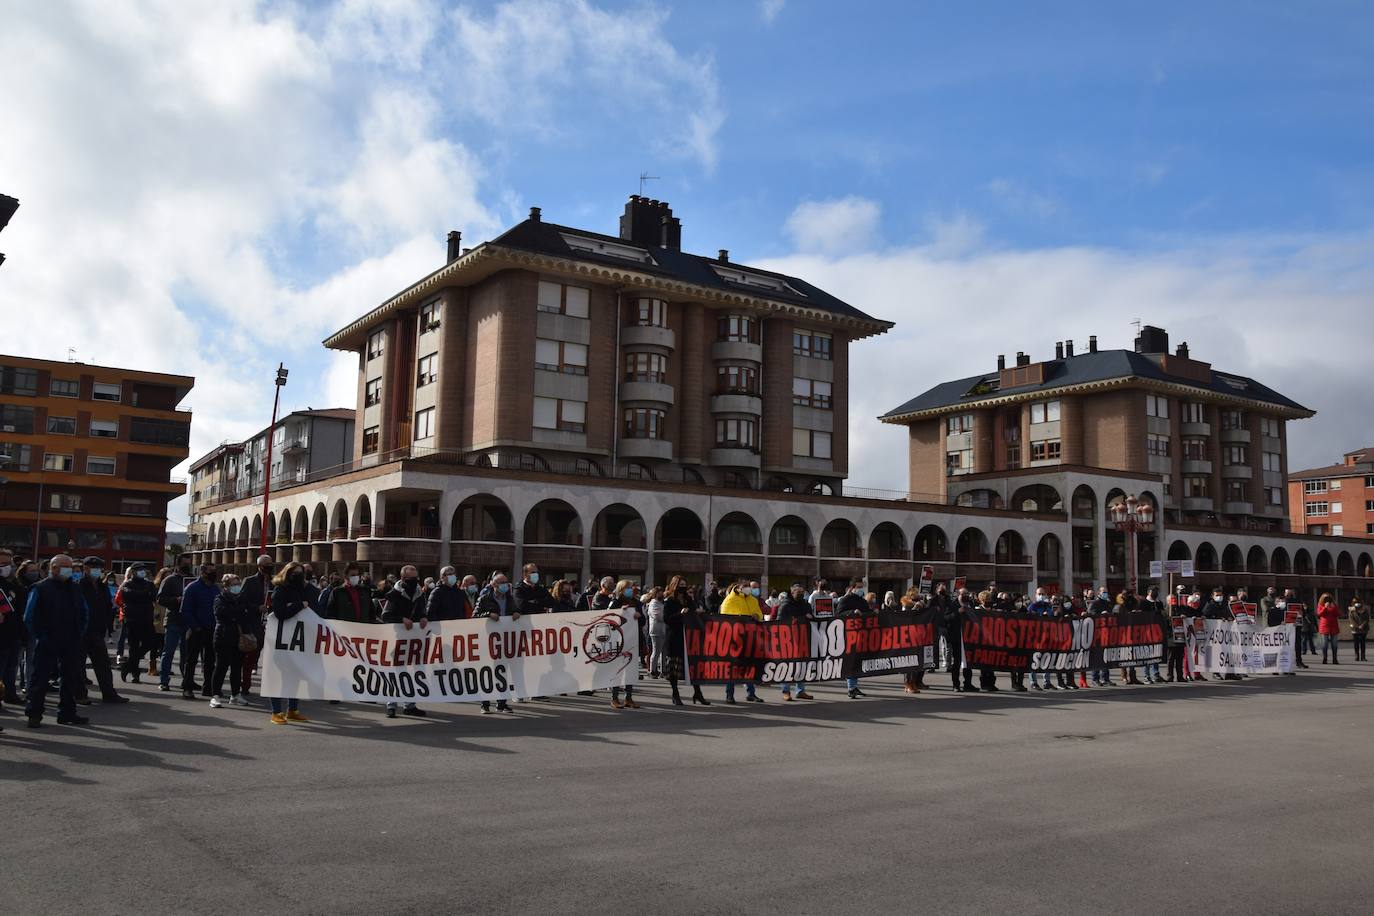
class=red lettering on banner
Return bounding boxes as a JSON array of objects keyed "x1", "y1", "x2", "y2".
[
  {"x1": 364, "y1": 638, "x2": 380, "y2": 666},
  {"x1": 314, "y1": 626, "x2": 332, "y2": 655}
]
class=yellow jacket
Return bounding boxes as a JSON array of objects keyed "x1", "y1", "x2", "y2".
[{"x1": 720, "y1": 590, "x2": 762, "y2": 620}]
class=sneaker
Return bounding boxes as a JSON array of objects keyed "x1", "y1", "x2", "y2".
[
  {"x1": 848, "y1": 689, "x2": 860, "y2": 699},
  {"x1": 402, "y1": 706, "x2": 426, "y2": 717},
  {"x1": 231, "y1": 694, "x2": 250, "y2": 707},
  {"x1": 386, "y1": 706, "x2": 397, "y2": 718},
  {"x1": 285, "y1": 710, "x2": 309, "y2": 722},
  {"x1": 481, "y1": 705, "x2": 493, "y2": 714},
  {"x1": 1045, "y1": 683, "x2": 1058, "y2": 691},
  {"x1": 1032, "y1": 683, "x2": 1043, "y2": 691},
  {"x1": 270, "y1": 712, "x2": 288, "y2": 725},
  {"x1": 209, "y1": 696, "x2": 225, "y2": 708},
  {"x1": 56, "y1": 714, "x2": 90, "y2": 726}
]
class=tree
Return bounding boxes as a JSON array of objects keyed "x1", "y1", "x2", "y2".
[{"x1": 166, "y1": 542, "x2": 186, "y2": 565}]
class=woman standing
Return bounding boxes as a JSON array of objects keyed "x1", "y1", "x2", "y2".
[
  {"x1": 663, "y1": 576, "x2": 706, "y2": 706},
  {"x1": 209, "y1": 573, "x2": 254, "y2": 708},
  {"x1": 1349, "y1": 598, "x2": 1369, "y2": 662},
  {"x1": 1316, "y1": 593, "x2": 1341, "y2": 664},
  {"x1": 268, "y1": 562, "x2": 312, "y2": 724},
  {"x1": 117, "y1": 565, "x2": 157, "y2": 683},
  {"x1": 899, "y1": 587, "x2": 926, "y2": 694},
  {"x1": 645, "y1": 586, "x2": 667, "y2": 678},
  {"x1": 149, "y1": 567, "x2": 173, "y2": 678},
  {"x1": 608, "y1": 580, "x2": 642, "y2": 709}
]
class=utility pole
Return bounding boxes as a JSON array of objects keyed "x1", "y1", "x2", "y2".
[{"x1": 259, "y1": 363, "x2": 289, "y2": 557}]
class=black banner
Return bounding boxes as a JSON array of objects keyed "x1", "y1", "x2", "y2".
[
  {"x1": 960, "y1": 609, "x2": 1167, "y2": 673},
  {"x1": 684, "y1": 610, "x2": 940, "y2": 685}
]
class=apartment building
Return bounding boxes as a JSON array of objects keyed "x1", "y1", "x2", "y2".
[
  {"x1": 1288, "y1": 447, "x2": 1374, "y2": 538},
  {"x1": 322, "y1": 196, "x2": 892, "y2": 493},
  {"x1": 0, "y1": 354, "x2": 193, "y2": 568}
]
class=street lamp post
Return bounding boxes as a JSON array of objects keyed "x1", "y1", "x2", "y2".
[
  {"x1": 259, "y1": 364, "x2": 289, "y2": 557},
  {"x1": 1110, "y1": 494, "x2": 1155, "y2": 592}
]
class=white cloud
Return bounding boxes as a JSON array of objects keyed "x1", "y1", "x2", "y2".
[
  {"x1": 760, "y1": 0, "x2": 786, "y2": 25},
  {"x1": 784, "y1": 196, "x2": 882, "y2": 254},
  {"x1": 985, "y1": 178, "x2": 1059, "y2": 218},
  {"x1": 759, "y1": 230, "x2": 1374, "y2": 494}
]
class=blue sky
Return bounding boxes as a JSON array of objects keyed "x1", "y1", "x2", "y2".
[{"x1": 2, "y1": 0, "x2": 1372, "y2": 526}]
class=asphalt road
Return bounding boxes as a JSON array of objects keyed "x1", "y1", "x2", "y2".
[{"x1": 4, "y1": 660, "x2": 1372, "y2": 915}]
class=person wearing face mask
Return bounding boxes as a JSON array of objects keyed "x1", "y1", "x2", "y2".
[
  {"x1": 237, "y1": 555, "x2": 276, "y2": 700},
  {"x1": 0, "y1": 548, "x2": 26, "y2": 714},
  {"x1": 23, "y1": 555, "x2": 90, "y2": 727},
  {"x1": 316, "y1": 572, "x2": 342, "y2": 615},
  {"x1": 514, "y1": 563, "x2": 554, "y2": 616},
  {"x1": 1026, "y1": 589, "x2": 1055, "y2": 690},
  {"x1": 116, "y1": 564, "x2": 157, "y2": 684},
  {"x1": 609, "y1": 580, "x2": 643, "y2": 709},
  {"x1": 267, "y1": 561, "x2": 311, "y2": 724},
  {"x1": 1137, "y1": 587, "x2": 1164, "y2": 684},
  {"x1": 74, "y1": 556, "x2": 126, "y2": 706},
  {"x1": 156, "y1": 556, "x2": 193, "y2": 692},
  {"x1": 425, "y1": 566, "x2": 469, "y2": 622},
  {"x1": 209, "y1": 574, "x2": 255, "y2": 708},
  {"x1": 180, "y1": 563, "x2": 221, "y2": 700},
  {"x1": 1088, "y1": 586, "x2": 1116, "y2": 687},
  {"x1": 835, "y1": 579, "x2": 871, "y2": 698},
  {"x1": 474, "y1": 572, "x2": 513, "y2": 713},
  {"x1": 551, "y1": 579, "x2": 577, "y2": 612},
  {"x1": 776, "y1": 584, "x2": 815, "y2": 701},
  {"x1": 326, "y1": 564, "x2": 373, "y2": 624},
  {"x1": 662, "y1": 576, "x2": 706, "y2": 706},
  {"x1": 944, "y1": 588, "x2": 976, "y2": 692},
  {"x1": 381, "y1": 564, "x2": 427, "y2": 719},
  {"x1": 720, "y1": 580, "x2": 763, "y2": 704}
]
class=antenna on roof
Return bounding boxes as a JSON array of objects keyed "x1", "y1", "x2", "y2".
[
  {"x1": 66, "y1": 347, "x2": 76, "y2": 362},
  {"x1": 638, "y1": 171, "x2": 660, "y2": 195},
  {"x1": 1131, "y1": 318, "x2": 1142, "y2": 335}
]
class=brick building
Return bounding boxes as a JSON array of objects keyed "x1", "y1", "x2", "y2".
[
  {"x1": 0, "y1": 354, "x2": 193, "y2": 569},
  {"x1": 1288, "y1": 447, "x2": 1374, "y2": 538}
]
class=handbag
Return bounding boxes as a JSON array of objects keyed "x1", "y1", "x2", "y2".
[{"x1": 238, "y1": 631, "x2": 259, "y2": 653}]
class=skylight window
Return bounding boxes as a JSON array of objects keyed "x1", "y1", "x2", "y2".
[
  {"x1": 559, "y1": 233, "x2": 655, "y2": 264},
  {"x1": 1217, "y1": 375, "x2": 1248, "y2": 390},
  {"x1": 711, "y1": 264, "x2": 804, "y2": 296}
]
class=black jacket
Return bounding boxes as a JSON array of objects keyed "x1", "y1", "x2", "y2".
[
  {"x1": 776, "y1": 596, "x2": 813, "y2": 623},
  {"x1": 326, "y1": 584, "x2": 374, "y2": 623},
  {"x1": 213, "y1": 592, "x2": 255, "y2": 648},
  {"x1": 239, "y1": 571, "x2": 274, "y2": 614},
  {"x1": 1202, "y1": 598, "x2": 1233, "y2": 620},
  {"x1": 25, "y1": 577, "x2": 88, "y2": 644},
  {"x1": 513, "y1": 580, "x2": 554, "y2": 615},
  {"x1": 835, "y1": 591, "x2": 869, "y2": 616},
  {"x1": 1, "y1": 574, "x2": 28, "y2": 646},
  {"x1": 80, "y1": 576, "x2": 116, "y2": 635},
  {"x1": 382, "y1": 580, "x2": 423, "y2": 623},
  {"x1": 156, "y1": 573, "x2": 188, "y2": 626},
  {"x1": 269, "y1": 582, "x2": 311, "y2": 621},
  {"x1": 425, "y1": 583, "x2": 470, "y2": 621},
  {"x1": 118, "y1": 577, "x2": 157, "y2": 629}
]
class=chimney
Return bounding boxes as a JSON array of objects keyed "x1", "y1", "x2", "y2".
[
  {"x1": 996, "y1": 354, "x2": 1006, "y2": 370},
  {"x1": 445, "y1": 230, "x2": 462, "y2": 264},
  {"x1": 528, "y1": 206, "x2": 541, "y2": 222},
  {"x1": 717, "y1": 249, "x2": 729, "y2": 263},
  {"x1": 1054, "y1": 341, "x2": 1064, "y2": 360},
  {"x1": 1065, "y1": 340, "x2": 1074, "y2": 357},
  {"x1": 621, "y1": 195, "x2": 679, "y2": 248},
  {"x1": 1134, "y1": 325, "x2": 1169, "y2": 354},
  {"x1": 660, "y1": 213, "x2": 681, "y2": 251},
  {"x1": 1088, "y1": 335, "x2": 1098, "y2": 353},
  {"x1": 1176, "y1": 341, "x2": 1190, "y2": 359},
  {"x1": 1016, "y1": 351, "x2": 1030, "y2": 367}
]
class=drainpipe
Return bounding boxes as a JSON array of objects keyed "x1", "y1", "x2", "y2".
[{"x1": 611, "y1": 289, "x2": 623, "y2": 477}]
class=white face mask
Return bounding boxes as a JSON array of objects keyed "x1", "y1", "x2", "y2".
[
  {"x1": 347, "y1": 575, "x2": 360, "y2": 587},
  {"x1": 135, "y1": 569, "x2": 147, "y2": 579},
  {"x1": 0, "y1": 564, "x2": 12, "y2": 578}
]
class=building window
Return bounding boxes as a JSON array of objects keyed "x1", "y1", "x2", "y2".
[
  {"x1": 634, "y1": 298, "x2": 667, "y2": 327},
  {"x1": 624, "y1": 352, "x2": 667, "y2": 384},
  {"x1": 1220, "y1": 409, "x2": 1244, "y2": 431},
  {"x1": 717, "y1": 365, "x2": 758, "y2": 395},
  {"x1": 120, "y1": 497, "x2": 153, "y2": 516},
  {"x1": 537, "y1": 280, "x2": 590, "y2": 318},
  {"x1": 1162, "y1": 474, "x2": 1173, "y2": 497},
  {"x1": 946, "y1": 448, "x2": 973, "y2": 475},
  {"x1": 1225, "y1": 480, "x2": 1247, "y2": 502},
  {"x1": 416, "y1": 355, "x2": 436, "y2": 387},
  {"x1": 125, "y1": 417, "x2": 189, "y2": 447},
  {"x1": 1030, "y1": 439, "x2": 1062, "y2": 462},
  {"x1": 793, "y1": 330, "x2": 832, "y2": 360},
  {"x1": 1181, "y1": 401, "x2": 1205, "y2": 424},
  {"x1": 1260, "y1": 416, "x2": 1279, "y2": 437},
  {"x1": 716, "y1": 314, "x2": 759, "y2": 344},
  {"x1": 1267, "y1": 487, "x2": 1283, "y2": 506},
  {"x1": 1366, "y1": 475, "x2": 1374, "y2": 489},
  {"x1": 43, "y1": 453, "x2": 74, "y2": 472},
  {"x1": 49, "y1": 378, "x2": 79, "y2": 398},
  {"x1": 1333, "y1": 524, "x2": 1345, "y2": 536},
  {"x1": 625, "y1": 462, "x2": 653, "y2": 480},
  {"x1": 92, "y1": 381, "x2": 122, "y2": 402},
  {"x1": 1367, "y1": 499, "x2": 1374, "y2": 513},
  {"x1": 535, "y1": 397, "x2": 586, "y2": 433},
  {"x1": 113, "y1": 532, "x2": 160, "y2": 552},
  {"x1": 365, "y1": 378, "x2": 382, "y2": 407},
  {"x1": 420, "y1": 299, "x2": 441, "y2": 332},
  {"x1": 1304, "y1": 479, "x2": 1328, "y2": 495},
  {"x1": 1184, "y1": 475, "x2": 1209, "y2": 498},
  {"x1": 362, "y1": 426, "x2": 379, "y2": 455},
  {"x1": 1147, "y1": 434, "x2": 1170, "y2": 457},
  {"x1": 413, "y1": 407, "x2": 435, "y2": 440},
  {"x1": 50, "y1": 492, "x2": 82, "y2": 511},
  {"x1": 367, "y1": 330, "x2": 385, "y2": 361},
  {"x1": 1330, "y1": 478, "x2": 1342, "y2": 491},
  {"x1": 1223, "y1": 445, "x2": 1248, "y2": 465},
  {"x1": 946, "y1": 413, "x2": 973, "y2": 435},
  {"x1": 1006, "y1": 441, "x2": 1021, "y2": 469},
  {"x1": 1030, "y1": 400, "x2": 1061, "y2": 423},
  {"x1": 87, "y1": 456, "x2": 116, "y2": 475},
  {"x1": 0, "y1": 367, "x2": 38, "y2": 396},
  {"x1": 76, "y1": 530, "x2": 106, "y2": 549},
  {"x1": 1145, "y1": 394, "x2": 1169, "y2": 418},
  {"x1": 0, "y1": 442, "x2": 32, "y2": 471},
  {"x1": 1331, "y1": 501, "x2": 1342, "y2": 514},
  {"x1": 792, "y1": 429, "x2": 832, "y2": 460},
  {"x1": 534, "y1": 338, "x2": 588, "y2": 375},
  {"x1": 0, "y1": 405, "x2": 36, "y2": 434},
  {"x1": 792, "y1": 378, "x2": 832, "y2": 409},
  {"x1": 715, "y1": 418, "x2": 757, "y2": 449},
  {"x1": 1306, "y1": 501, "x2": 1329, "y2": 517},
  {"x1": 90, "y1": 419, "x2": 118, "y2": 438},
  {"x1": 623, "y1": 407, "x2": 666, "y2": 439},
  {"x1": 47, "y1": 416, "x2": 76, "y2": 435}
]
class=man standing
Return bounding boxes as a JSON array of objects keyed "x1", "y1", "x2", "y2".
[
  {"x1": 156, "y1": 555, "x2": 192, "y2": 691},
  {"x1": 834, "y1": 578, "x2": 870, "y2": 699},
  {"x1": 513, "y1": 563, "x2": 554, "y2": 616},
  {"x1": 1027, "y1": 589, "x2": 1055, "y2": 690},
  {"x1": 181, "y1": 563, "x2": 220, "y2": 699},
  {"x1": 325, "y1": 564, "x2": 372, "y2": 623},
  {"x1": 381, "y1": 565, "x2": 426, "y2": 718},
  {"x1": 238, "y1": 555, "x2": 275, "y2": 699},
  {"x1": 1089, "y1": 587, "x2": 1116, "y2": 686},
  {"x1": 425, "y1": 566, "x2": 471, "y2": 621},
  {"x1": 23, "y1": 554, "x2": 89, "y2": 727},
  {"x1": 475, "y1": 572, "x2": 513, "y2": 712},
  {"x1": 77, "y1": 556, "x2": 126, "y2": 705}
]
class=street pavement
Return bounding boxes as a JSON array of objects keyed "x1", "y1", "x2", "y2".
[{"x1": 4, "y1": 660, "x2": 1372, "y2": 915}]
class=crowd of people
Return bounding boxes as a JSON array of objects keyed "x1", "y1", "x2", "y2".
[{"x1": 0, "y1": 542, "x2": 1368, "y2": 731}]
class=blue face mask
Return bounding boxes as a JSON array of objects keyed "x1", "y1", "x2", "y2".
[
  {"x1": 88, "y1": 568, "x2": 103, "y2": 579},
  {"x1": 528, "y1": 572, "x2": 540, "y2": 585},
  {"x1": 466, "y1": 585, "x2": 478, "y2": 596},
  {"x1": 624, "y1": 588, "x2": 634, "y2": 599},
  {"x1": 750, "y1": 587, "x2": 760, "y2": 598},
  {"x1": 57, "y1": 567, "x2": 73, "y2": 581},
  {"x1": 445, "y1": 574, "x2": 458, "y2": 587},
  {"x1": 229, "y1": 584, "x2": 243, "y2": 596},
  {"x1": 497, "y1": 582, "x2": 510, "y2": 594}
]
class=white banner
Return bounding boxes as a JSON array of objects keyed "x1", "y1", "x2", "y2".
[
  {"x1": 1188, "y1": 619, "x2": 1295, "y2": 676},
  {"x1": 259, "y1": 609, "x2": 639, "y2": 703}
]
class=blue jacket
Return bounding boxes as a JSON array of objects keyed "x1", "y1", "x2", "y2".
[
  {"x1": 24, "y1": 576, "x2": 89, "y2": 644},
  {"x1": 1027, "y1": 599, "x2": 1054, "y2": 616},
  {"x1": 181, "y1": 578, "x2": 220, "y2": 631}
]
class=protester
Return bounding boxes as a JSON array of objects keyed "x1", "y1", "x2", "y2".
[
  {"x1": 0, "y1": 547, "x2": 24, "y2": 716},
  {"x1": 156, "y1": 557, "x2": 191, "y2": 692},
  {"x1": 265, "y1": 562, "x2": 311, "y2": 724},
  {"x1": 644, "y1": 586, "x2": 667, "y2": 678},
  {"x1": 514, "y1": 563, "x2": 554, "y2": 616},
  {"x1": 325, "y1": 564, "x2": 373, "y2": 623},
  {"x1": 662, "y1": 576, "x2": 705, "y2": 706},
  {"x1": 721, "y1": 581, "x2": 762, "y2": 704},
  {"x1": 1138, "y1": 587, "x2": 1164, "y2": 684},
  {"x1": 238, "y1": 555, "x2": 275, "y2": 699},
  {"x1": 1089, "y1": 587, "x2": 1115, "y2": 687},
  {"x1": 1316, "y1": 593, "x2": 1340, "y2": 664},
  {"x1": 209, "y1": 574, "x2": 254, "y2": 708},
  {"x1": 22, "y1": 555, "x2": 88, "y2": 727},
  {"x1": 75, "y1": 556, "x2": 127, "y2": 705},
  {"x1": 775, "y1": 583, "x2": 814, "y2": 700},
  {"x1": 1026, "y1": 588, "x2": 1055, "y2": 690},
  {"x1": 381, "y1": 564, "x2": 426, "y2": 718},
  {"x1": 116, "y1": 565, "x2": 157, "y2": 684},
  {"x1": 947, "y1": 589, "x2": 976, "y2": 692},
  {"x1": 835, "y1": 578, "x2": 871, "y2": 698},
  {"x1": 180, "y1": 562, "x2": 220, "y2": 699},
  {"x1": 1349, "y1": 598, "x2": 1369, "y2": 662},
  {"x1": 474, "y1": 572, "x2": 513, "y2": 713},
  {"x1": 609, "y1": 580, "x2": 642, "y2": 709},
  {"x1": 426, "y1": 566, "x2": 470, "y2": 622}
]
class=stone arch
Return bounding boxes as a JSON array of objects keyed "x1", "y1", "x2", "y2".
[
  {"x1": 311, "y1": 503, "x2": 327, "y2": 539},
  {"x1": 1272, "y1": 546, "x2": 1291, "y2": 574},
  {"x1": 1012, "y1": 484, "x2": 1063, "y2": 514},
  {"x1": 592, "y1": 503, "x2": 646, "y2": 549},
  {"x1": 1294, "y1": 548, "x2": 1312, "y2": 575},
  {"x1": 715, "y1": 511, "x2": 762, "y2": 554},
  {"x1": 353, "y1": 495, "x2": 372, "y2": 535},
  {"x1": 995, "y1": 530, "x2": 1027, "y2": 563},
  {"x1": 867, "y1": 521, "x2": 906, "y2": 561},
  {"x1": 769, "y1": 515, "x2": 812, "y2": 555},
  {"x1": 1168, "y1": 540, "x2": 1191, "y2": 561},
  {"x1": 1222, "y1": 544, "x2": 1245, "y2": 572},
  {"x1": 955, "y1": 527, "x2": 991, "y2": 563},
  {"x1": 1071, "y1": 484, "x2": 1097, "y2": 521},
  {"x1": 819, "y1": 519, "x2": 862, "y2": 558},
  {"x1": 1104, "y1": 488, "x2": 1127, "y2": 512},
  {"x1": 252, "y1": 515, "x2": 264, "y2": 544},
  {"x1": 656, "y1": 507, "x2": 705, "y2": 551},
  {"x1": 454, "y1": 494, "x2": 514, "y2": 542},
  {"x1": 1195, "y1": 542, "x2": 1218, "y2": 571},
  {"x1": 1360, "y1": 552, "x2": 1374, "y2": 578},
  {"x1": 330, "y1": 499, "x2": 349, "y2": 536},
  {"x1": 1337, "y1": 550, "x2": 1354, "y2": 576},
  {"x1": 227, "y1": 519, "x2": 238, "y2": 546},
  {"x1": 523, "y1": 499, "x2": 582, "y2": 546},
  {"x1": 808, "y1": 481, "x2": 834, "y2": 496},
  {"x1": 913, "y1": 524, "x2": 948, "y2": 561},
  {"x1": 293, "y1": 506, "x2": 309, "y2": 542},
  {"x1": 1036, "y1": 533, "x2": 1062, "y2": 574},
  {"x1": 266, "y1": 512, "x2": 278, "y2": 542},
  {"x1": 1247, "y1": 545, "x2": 1269, "y2": 574},
  {"x1": 1315, "y1": 549, "x2": 1334, "y2": 576}
]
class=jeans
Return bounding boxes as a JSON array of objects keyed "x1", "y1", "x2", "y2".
[
  {"x1": 269, "y1": 696, "x2": 299, "y2": 714},
  {"x1": 610, "y1": 685, "x2": 634, "y2": 702},
  {"x1": 116, "y1": 624, "x2": 127, "y2": 657},
  {"x1": 1144, "y1": 662, "x2": 1162, "y2": 681},
  {"x1": 780, "y1": 681, "x2": 805, "y2": 694},
  {"x1": 1030, "y1": 670, "x2": 1051, "y2": 687},
  {"x1": 648, "y1": 628, "x2": 668, "y2": 675},
  {"x1": 25, "y1": 639, "x2": 82, "y2": 720},
  {"x1": 724, "y1": 682, "x2": 756, "y2": 701},
  {"x1": 159, "y1": 623, "x2": 187, "y2": 686},
  {"x1": 846, "y1": 677, "x2": 859, "y2": 690},
  {"x1": 1301, "y1": 631, "x2": 1316, "y2": 654},
  {"x1": 1321, "y1": 634, "x2": 1339, "y2": 663}
]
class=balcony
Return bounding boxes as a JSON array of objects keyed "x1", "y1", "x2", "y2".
[
  {"x1": 621, "y1": 324, "x2": 675, "y2": 350},
  {"x1": 619, "y1": 438, "x2": 674, "y2": 461},
  {"x1": 711, "y1": 340, "x2": 762, "y2": 363},
  {"x1": 1220, "y1": 464, "x2": 1252, "y2": 480},
  {"x1": 709, "y1": 447, "x2": 761, "y2": 469},
  {"x1": 1180, "y1": 421, "x2": 1211, "y2": 437},
  {"x1": 710, "y1": 393, "x2": 762, "y2": 415},
  {"x1": 1220, "y1": 427, "x2": 1250, "y2": 444},
  {"x1": 282, "y1": 438, "x2": 308, "y2": 455},
  {"x1": 1222, "y1": 501, "x2": 1254, "y2": 515},
  {"x1": 1181, "y1": 459, "x2": 1212, "y2": 475},
  {"x1": 1181, "y1": 497, "x2": 1214, "y2": 511},
  {"x1": 619, "y1": 381, "x2": 675, "y2": 406},
  {"x1": 657, "y1": 538, "x2": 706, "y2": 552}
]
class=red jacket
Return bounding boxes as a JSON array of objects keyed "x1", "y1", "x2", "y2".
[{"x1": 1316, "y1": 601, "x2": 1342, "y2": 636}]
